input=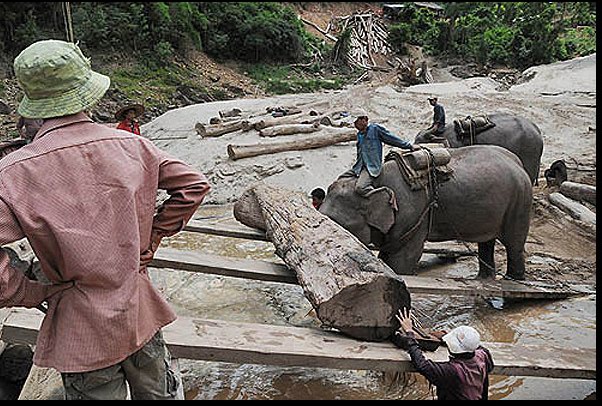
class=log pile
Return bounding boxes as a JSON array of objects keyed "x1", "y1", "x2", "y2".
[
  {"x1": 191, "y1": 103, "x2": 358, "y2": 160},
  {"x1": 233, "y1": 183, "x2": 411, "y2": 341},
  {"x1": 547, "y1": 180, "x2": 596, "y2": 230},
  {"x1": 331, "y1": 12, "x2": 392, "y2": 71}
]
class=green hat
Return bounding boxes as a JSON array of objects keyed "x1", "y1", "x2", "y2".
[{"x1": 14, "y1": 40, "x2": 110, "y2": 119}]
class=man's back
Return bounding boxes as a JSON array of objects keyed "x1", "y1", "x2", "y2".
[{"x1": 0, "y1": 113, "x2": 209, "y2": 372}]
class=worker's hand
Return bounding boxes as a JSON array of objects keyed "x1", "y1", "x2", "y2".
[
  {"x1": 140, "y1": 232, "x2": 163, "y2": 268},
  {"x1": 395, "y1": 307, "x2": 414, "y2": 334}
]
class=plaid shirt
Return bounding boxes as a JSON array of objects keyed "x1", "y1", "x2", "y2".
[{"x1": 0, "y1": 113, "x2": 210, "y2": 372}]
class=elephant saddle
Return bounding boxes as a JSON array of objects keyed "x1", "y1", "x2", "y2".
[
  {"x1": 385, "y1": 147, "x2": 453, "y2": 191},
  {"x1": 453, "y1": 114, "x2": 496, "y2": 144}
]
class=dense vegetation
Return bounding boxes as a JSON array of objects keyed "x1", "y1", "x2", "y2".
[
  {"x1": 0, "y1": 2, "x2": 597, "y2": 99},
  {"x1": 388, "y1": 2, "x2": 596, "y2": 68},
  {"x1": 0, "y1": 2, "x2": 316, "y2": 64}
]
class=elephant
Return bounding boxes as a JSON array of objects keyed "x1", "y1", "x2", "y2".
[
  {"x1": 319, "y1": 145, "x2": 533, "y2": 280},
  {"x1": 414, "y1": 112, "x2": 544, "y2": 185}
]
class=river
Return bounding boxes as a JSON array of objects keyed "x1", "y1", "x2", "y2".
[{"x1": 149, "y1": 204, "x2": 596, "y2": 400}]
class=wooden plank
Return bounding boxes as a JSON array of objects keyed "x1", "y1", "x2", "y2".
[
  {"x1": 151, "y1": 249, "x2": 297, "y2": 284},
  {"x1": 185, "y1": 220, "x2": 269, "y2": 241},
  {"x1": 1, "y1": 308, "x2": 595, "y2": 380},
  {"x1": 184, "y1": 220, "x2": 476, "y2": 257},
  {"x1": 151, "y1": 248, "x2": 575, "y2": 300}
]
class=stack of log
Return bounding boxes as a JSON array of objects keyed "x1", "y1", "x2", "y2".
[
  {"x1": 193, "y1": 104, "x2": 358, "y2": 161},
  {"x1": 331, "y1": 11, "x2": 392, "y2": 71},
  {"x1": 548, "y1": 180, "x2": 596, "y2": 229}
]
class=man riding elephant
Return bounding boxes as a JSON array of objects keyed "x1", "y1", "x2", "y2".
[{"x1": 338, "y1": 114, "x2": 418, "y2": 197}]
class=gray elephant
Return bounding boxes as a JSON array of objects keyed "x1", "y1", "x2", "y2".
[
  {"x1": 414, "y1": 112, "x2": 544, "y2": 185},
  {"x1": 320, "y1": 145, "x2": 533, "y2": 280}
]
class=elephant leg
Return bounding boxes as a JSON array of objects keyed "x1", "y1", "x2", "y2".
[
  {"x1": 477, "y1": 240, "x2": 496, "y2": 279},
  {"x1": 379, "y1": 234, "x2": 425, "y2": 275},
  {"x1": 499, "y1": 215, "x2": 529, "y2": 280},
  {"x1": 504, "y1": 245, "x2": 526, "y2": 280}
]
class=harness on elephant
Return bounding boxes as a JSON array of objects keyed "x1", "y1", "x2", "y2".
[
  {"x1": 384, "y1": 147, "x2": 453, "y2": 246},
  {"x1": 453, "y1": 114, "x2": 496, "y2": 145}
]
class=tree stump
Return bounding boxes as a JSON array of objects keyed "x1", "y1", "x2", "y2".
[{"x1": 233, "y1": 183, "x2": 411, "y2": 341}]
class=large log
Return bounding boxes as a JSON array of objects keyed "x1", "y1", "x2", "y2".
[
  {"x1": 548, "y1": 192, "x2": 596, "y2": 226},
  {"x1": 195, "y1": 120, "x2": 243, "y2": 138},
  {"x1": 259, "y1": 123, "x2": 321, "y2": 137},
  {"x1": 233, "y1": 183, "x2": 411, "y2": 341},
  {"x1": 243, "y1": 113, "x2": 328, "y2": 132},
  {"x1": 560, "y1": 181, "x2": 596, "y2": 206},
  {"x1": 227, "y1": 128, "x2": 356, "y2": 160}
]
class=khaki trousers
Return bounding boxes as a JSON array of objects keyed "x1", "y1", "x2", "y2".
[{"x1": 61, "y1": 331, "x2": 182, "y2": 400}]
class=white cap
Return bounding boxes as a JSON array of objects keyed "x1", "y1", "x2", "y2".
[{"x1": 442, "y1": 326, "x2": 481, "y2": 354}]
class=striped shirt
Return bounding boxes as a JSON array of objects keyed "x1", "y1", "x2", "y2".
[{"x1": 0, "y1": 113, "x2": 210, "y2": 372}]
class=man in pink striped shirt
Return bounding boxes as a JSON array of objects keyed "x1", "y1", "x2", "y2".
[{"x1": 0, "y1": 40, "x2": 211, "y2": 399}]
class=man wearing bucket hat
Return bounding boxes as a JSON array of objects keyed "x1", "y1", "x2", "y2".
[
  {"x1": 116, "y1": 103, "x2": 145, "y2": 135},
  {"x1": 395, "y1": 308, "x2": 494, "y2": 400},
  {"x1": 0, "y1": 40, "x2": 211, "y2": 400}
]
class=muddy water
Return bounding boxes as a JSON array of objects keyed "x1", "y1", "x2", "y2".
[{"x1": 149, "y1": 205, "x2": 596, "y2": 400}]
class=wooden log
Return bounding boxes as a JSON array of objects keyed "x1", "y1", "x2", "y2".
[
  {"x1": 233, "y1": 183, "x2": 411, "y2": 341},
  {"x1": 219, "y1": 108, "x2": 242, "y2": 118},
  {"x1": 300, "y1": 17, "x2": 338, "y2": 42},
  {"x1": 3, "y1": 308, "x2": 596, "y2": 379},
  {"x1": 195, "y1": 120, "x2": 243, "y2": 138},
  {"x1": 548, "y1": 192, "x2": 596, "y2": 226},
  {"x1": 259, "y1": 123, "x2": 321, "y2": 137},
  {"x1": 559, "y1": 181, "x2": 596, "y2": 206},
  {"x1": 243, "y1": 112, "x2": 325, "y2": 132},
  {"x1": 406, "y1": 148, "x2": 451, "y2": 170},
  {"x1": 227, "y1": 128, "x2": 356, "y2": 160}
]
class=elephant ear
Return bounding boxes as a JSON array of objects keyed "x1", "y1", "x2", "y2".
[{"x1": 365, "y1": 188, "x2": 397, "y2": 234}]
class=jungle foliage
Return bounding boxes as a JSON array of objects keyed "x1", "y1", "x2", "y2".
[
  {"x1": 0, "y1": 2, "x2": 311, "y2": 64},
  {"x1": 388, "y1": 2, "x2": 596, "y2": 68}
]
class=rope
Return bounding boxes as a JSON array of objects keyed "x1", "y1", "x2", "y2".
[{"x1": 395, "y1": 147, "x2": 439, "y2": 245}]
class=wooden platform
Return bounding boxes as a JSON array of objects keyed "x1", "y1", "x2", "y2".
[
  {"x1": 0, "y1": 308, "x2": 595, "y2": 380},
  {"x1": 151, "y1": 248, "x2": 576, "y2": 300}
]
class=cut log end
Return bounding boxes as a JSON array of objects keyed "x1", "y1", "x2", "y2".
[{"x1": 318, "y1": 275, "x2": 411, "y2": 341}]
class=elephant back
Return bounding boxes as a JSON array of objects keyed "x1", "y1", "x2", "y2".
[
  {"x1": 453, "y1": 114, "x2": 497, "y2": 143},
  {"x1": 385, "y1": 147, "x2": 453, "y2": 191}
]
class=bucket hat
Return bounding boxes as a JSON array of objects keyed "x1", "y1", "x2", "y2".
[
  {"x1": 115, "y1": 103, "x2": 145, "y2": 121},
  {"x1": 442, "y1": 326, "x2": 481, "y2": 354},
  {"x1": 14, "y1": 40, "x2": 110, "y2": 119}
]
